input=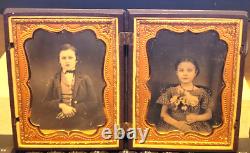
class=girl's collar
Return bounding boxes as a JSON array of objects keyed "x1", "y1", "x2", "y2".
[{"x1": 179, "y1": 84, "x2": 195, "y2": 91}]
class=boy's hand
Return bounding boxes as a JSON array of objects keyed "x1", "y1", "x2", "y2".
[
  {"x1": 59, "y1": 103, "x2": 76, "y2": 118},
  {"x1": 56, "y1": 112, "x2": 66, "y2": 119}
]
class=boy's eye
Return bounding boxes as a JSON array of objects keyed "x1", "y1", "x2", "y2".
[
  {"x1": 178, "y1": 69, "x2": 184, "y2": 72},
  {"x1": 61, "y1": 57, "x2": 66, "y2": 60}
]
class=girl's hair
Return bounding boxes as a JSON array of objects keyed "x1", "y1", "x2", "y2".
[
  {"x1": 59, "y1": 43, "x2": 78, "y2": 60},
  {"x1": 175, "y1": 57, "x2": 200, "y2": 76}
]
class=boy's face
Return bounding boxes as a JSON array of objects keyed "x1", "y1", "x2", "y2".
[
  {"x1": 59, "y1": 49, "x2": 77, "y2": 71},
  {"x1": 176, "y1": 61, "x2": 197, "y2": 84}
]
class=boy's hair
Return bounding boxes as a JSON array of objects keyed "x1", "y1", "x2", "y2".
[{"x1": 59, "y1": 43, "x2": 78, "y2": 60}]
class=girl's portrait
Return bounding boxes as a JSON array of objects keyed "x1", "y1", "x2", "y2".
[
  {"x1": 157, "y1": 58, "x2": 212, "y2": 134},
  {"x1": 146, "y1": 30, "x2": 228, "y2": 135}
]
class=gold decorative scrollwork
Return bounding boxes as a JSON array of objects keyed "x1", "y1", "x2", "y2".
[
  {"x1": 8, "y1": 16, "x2": 120, "y2": 148},
  {"x1": 133, "y1": 17, "x2": 243, "y2": 150}
]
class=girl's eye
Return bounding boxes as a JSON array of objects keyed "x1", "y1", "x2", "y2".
[
  {"x1": 178, "y1": 69, "x2": 184, "y2": 72},
  {"x1": 187, "y1": 69, "x2": 194, "y2": 72},
  {"x1": 61, "y1": 57, "x2": 66, "y2": 60}
]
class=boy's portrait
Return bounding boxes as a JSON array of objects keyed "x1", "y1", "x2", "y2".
[
  {"x1": 7, "y1": 14, "x2": 121, "y2": 147},
  {"x1": 25, "y1": 29, "x2": 106, "y2": 130}
]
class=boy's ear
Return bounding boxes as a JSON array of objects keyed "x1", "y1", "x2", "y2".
[{"x1": 195, "y1": 70, "x2": 198, "y2": 76}]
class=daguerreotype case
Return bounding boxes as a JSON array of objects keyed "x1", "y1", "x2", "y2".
[
  {"x1": 4, "y1": 8, "x2": 125, "y2": 151},
  {"x1": 4, "y1": 8, "x2": 248, "y2": 152}
]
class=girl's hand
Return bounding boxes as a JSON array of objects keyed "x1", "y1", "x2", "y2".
[
  {"x1": 186, "y1": 113, "x2": 199, "y2": 124},
  {"x1": 176, "y1": 121, "x2": 192, "y2": 132}
]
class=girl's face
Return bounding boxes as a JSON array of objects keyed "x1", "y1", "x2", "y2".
[{"x1": 176, "y1": 61, "x2": 197, "y2": 84}]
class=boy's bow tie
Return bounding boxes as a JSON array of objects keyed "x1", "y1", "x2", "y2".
[{"x1": 65, "y1": 70, "x2": 75, "y2": 74}]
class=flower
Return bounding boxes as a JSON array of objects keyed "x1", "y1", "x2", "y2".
[
  {"x1": 181, "y1": 105, "x2": 187, "y2": 111},
  {"x1": 184, "y1": 91, "x2": 199, "y2": 107},
  {"x1": 170, "y1": 95, "x2": 179, "y2": 104},
  {"x1": 170, "y1": 91, "x2": 199, "y2": 111}
]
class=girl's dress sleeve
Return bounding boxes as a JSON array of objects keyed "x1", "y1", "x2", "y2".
[
  {"x1": 156, "y1": 88, "x2": 172, "y2": 105},
  {"x1": 200, "y1": 89, "x2": 211, "y2": 110}
]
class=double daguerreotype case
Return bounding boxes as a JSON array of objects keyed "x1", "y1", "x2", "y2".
[{"x1": 4, "y1": 8, "x2": 248, "y2": 152}]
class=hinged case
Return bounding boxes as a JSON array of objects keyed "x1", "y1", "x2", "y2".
[{"x1": 3, "y1": 8, "x2": 248, "y2": 152}]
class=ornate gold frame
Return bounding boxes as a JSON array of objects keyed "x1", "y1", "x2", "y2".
[
  {"x1": 8, "y1": 16, "x2": 120, "y2": 148},
  {"x1": 132, "y1": 17, "x2": 243, "y2": 150}
]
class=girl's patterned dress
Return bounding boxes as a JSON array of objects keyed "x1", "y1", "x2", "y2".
[{"x1": 156, "y1": 86, "x2": 212, "y2": 134}]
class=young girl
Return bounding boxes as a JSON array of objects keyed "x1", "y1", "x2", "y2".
[{"x1": 157, "y1": 58, "x2": 212, "y2": 134}]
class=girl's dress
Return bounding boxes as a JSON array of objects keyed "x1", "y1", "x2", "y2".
[{"x1": 156, "y1": 85, "x2": 212, "y2": 134}]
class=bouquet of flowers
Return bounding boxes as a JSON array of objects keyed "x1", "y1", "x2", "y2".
[{"x1": 169, "y1": 89, "x2": 199, "y2": 111}]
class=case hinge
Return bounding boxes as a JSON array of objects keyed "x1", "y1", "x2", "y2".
[
  {"x1": 8, "y1": 42, "x2": 14, "y2": 50},
  {"x1": 240, "y1": 43, "x2": 248, "y2": 56},
  {"x1": 119, "y1": 32, "x2": 133, "y2": 46},
  {"x1": 121, "y1": 122, "x2": 132, "y2": 131}
]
